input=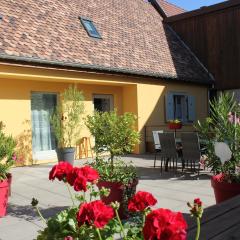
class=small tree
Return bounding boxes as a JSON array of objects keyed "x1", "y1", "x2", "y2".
[
  {"x1": 85, "y1": 110, "x2": 140, "y2": 168},
  {"x1": 0, "y1": 121, "x2": 16, "y2": 180},
  {"x1": 51, "y1": 85, "x2": 85, "y2": 148}
]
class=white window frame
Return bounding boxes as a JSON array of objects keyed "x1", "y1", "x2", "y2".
[{"x1": 31, "y1": 91, "x2": 58, "y2": 161}]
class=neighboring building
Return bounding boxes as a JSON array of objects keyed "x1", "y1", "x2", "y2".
[
  {"x1": 0, "y1": 0, "x2": 213, "y2": 165},
  {"x1": 165, "y1": 0, "x2": 240, "y2": 98}
]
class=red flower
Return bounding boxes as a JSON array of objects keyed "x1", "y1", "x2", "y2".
[
  {"x1": 212, "y1": 173, "x2": 225, "y2": 183},
  {"x1": 143, "y1": 208, "x2": 187, "y2": 240},
  {"x1": 64, "y1": 237, "x2": 73, "y2": 240},
  {"x1": 73, "y1": 175, "x2": 87, "y2": 192},
  {"x1": 194, "y1": 198, "x2": 202, "y2": 207},
  {"x1": 76, "y1": 200, "x2": 114, "y2": 229},
  {"x1": 128, "y1": 191, "x2": 157, "y2": 212},
  {"x1": 79, "y1": 166, "x2": 99, "y2": 183},
  {"x1": 49, "y1": 162, "x2": 73, "y2": 181},
  {"x1": 66, "y1": 167, "x2": 81, "y2": 186}
]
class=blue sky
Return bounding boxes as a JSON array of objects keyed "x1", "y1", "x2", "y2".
[{"x1": 168, "y1": 0, "x2": 226, "y2": 11}]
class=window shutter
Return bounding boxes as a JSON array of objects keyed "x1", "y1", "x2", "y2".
[
  {"x1": 188, "y1": 95, "x2": 196, "y2": 122},
  {"x1": 165, "y1": 93, "x2": 174, "y2": 121}
]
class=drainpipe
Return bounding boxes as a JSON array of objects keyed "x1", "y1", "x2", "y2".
[{"x1": 149, "y1": 0, "x2": 167, "y2": 19}]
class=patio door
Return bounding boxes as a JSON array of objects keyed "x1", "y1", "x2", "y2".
[{"x1": 31, "y1": 93, "x2": 57, "y2": 161}]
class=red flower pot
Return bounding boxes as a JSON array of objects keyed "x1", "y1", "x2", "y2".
[
  {"x1": 97, "y1": 179, "x2": 138, "y2": 219},
  {"x1": 211, "y1": 177, "x2": 240, "y2": 204},
  {"x1": 7, "y1": 173, "x2": 12, "y2": 197},
  {"x1": 0, "y1": 178, "x2": 10, "y2": 217},
  {"x1": 168, "y1": 123, "x2": 182, "y2": 130}
]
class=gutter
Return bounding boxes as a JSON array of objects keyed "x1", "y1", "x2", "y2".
[
  {"x1": 149, "y1": 0, "x2": 167, "y2": 19},
  {"x1": 0, "y1": 53, "x2": 213, "y2": 85}
]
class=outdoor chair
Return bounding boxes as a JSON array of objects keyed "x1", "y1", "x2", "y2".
[
  {"x1": 158, "y1": 132, "x2": 178, "y2": 172},
  {"x1": 181, "y1": 132, "x2": 201, "y2": 175},
  {"x1": 152, "y1": 130, "x2": 163, "y2": 167}
]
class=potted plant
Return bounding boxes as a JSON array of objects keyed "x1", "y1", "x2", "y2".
[
  {"x1": 85, "y1": 110, "x2": 140, "y2": 218},
  {"x1": 196, "y1": 93, "x2": 240, "y2": 204},
  {"x1": 0, "y1": 121, "x2": 16, "y2": 217},
  {"x1": 51, "y1": 85, "x2": 85, "y2": 165},
  {"x1": 33, "y1": 162, "x2": 193, "y2": 240},
  {"x1": 168, "y1": 119, "x2": 182, "y2": 129}
]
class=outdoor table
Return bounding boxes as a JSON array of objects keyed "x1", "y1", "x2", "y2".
[{"x1": 186, "y1": 195, "x2": 240, "y2": 239}]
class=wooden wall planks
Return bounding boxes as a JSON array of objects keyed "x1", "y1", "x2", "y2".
[{"x1": 167, "y1": 4, "x2": 240, "y2": 90}]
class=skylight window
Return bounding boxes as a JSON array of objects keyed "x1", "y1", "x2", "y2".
[{"x1": 79, "y1": 17, "x2": 101, "y2": 39}]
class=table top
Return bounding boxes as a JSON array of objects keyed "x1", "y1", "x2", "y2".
[{"x1": 186, "y1": 195, "x2": 240, "y2": 239}]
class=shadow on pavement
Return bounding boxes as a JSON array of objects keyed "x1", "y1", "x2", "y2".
[
  {"x1": 7, "y1": 204, "x2": 68, "y2": 221},
  {"x1": 136, "y1": 166, "x2": 211, "y2": 181}
]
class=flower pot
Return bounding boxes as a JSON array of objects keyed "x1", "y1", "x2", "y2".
[
  {"x1": 0, "y1": 178, "x2": 9, "y2": 217},
  {"x1": 97, "y1": 179, "x2": 138, "y2": 219},
  {"x1": 168, "y1": 123, "x2": 182, "y2": 130},
  {"x1": 7, "y1": 173, "x2": 12, "y2": 197},
  {"x1": 57, "y1": 147, "x2": 75, "y2": 165},
  {"x1": 211, "y1": 177, "x2": 240, "y2": 204}
]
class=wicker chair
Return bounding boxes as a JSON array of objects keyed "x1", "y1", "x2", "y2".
[
  {"x1": 158, "y1": 132, "x2": 178, "y2": 172},
  {"x1": 181, "y1": 133, "x2": 201, "y2": 175}
]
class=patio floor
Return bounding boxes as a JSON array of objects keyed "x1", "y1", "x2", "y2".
[{"x1": 0, "y1": 155, "x2": 215, "y2": 240}]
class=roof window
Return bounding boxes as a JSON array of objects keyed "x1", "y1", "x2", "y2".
[{"x1": 79, "y1": 17, "x2": 101, "y2": 39}]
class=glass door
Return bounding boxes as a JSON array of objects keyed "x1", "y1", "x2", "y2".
[{"x1": 31, "y1": 93, "x2": 57, "y2": 161}]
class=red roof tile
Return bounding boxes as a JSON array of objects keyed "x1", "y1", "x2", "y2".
[
  {"x1": 157, "y1": 0, "x2": 186, "y2": 17},
  {"x1": 0, "y1": 0, "x2": 211, "y2": 83}
]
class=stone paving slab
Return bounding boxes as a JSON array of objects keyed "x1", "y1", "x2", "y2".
[{"x1": 0, "y1": 155, "x2": 215, "y2": 240}]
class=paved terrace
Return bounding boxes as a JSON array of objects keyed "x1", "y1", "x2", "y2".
[{"x1": 0, "y1": 155, "x2": 215, "y2": 240}]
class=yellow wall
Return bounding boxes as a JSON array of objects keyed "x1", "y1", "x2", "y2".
[
  {"x1": 0, "y1": 79, "x2": 124, "y2": 164},
  {"x1": 0, "y1": 63, "x2": 209, "y2": 163},
  {"x1": 137, "y1": 83, "x2": 208, "y2": 152}
]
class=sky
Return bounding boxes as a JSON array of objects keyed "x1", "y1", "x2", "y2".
[{"x1": 167, "y1": 0, "x2": 227, "y2": 11}]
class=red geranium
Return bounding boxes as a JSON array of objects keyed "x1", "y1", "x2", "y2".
[
  {"x1": 73, "y1": 175, "x2": 87, "y2": 192},
  {"x1": 128, "y1": 191, "x2": 157, "y2": 212},
  {"x1": 79, "y1": 166, "x2": 99, "y2": 183},
  {"x1": 212, "y1": 173, "x2": 225, "y2": 183},
  {"x1": 143, "y1": 208, "x2": 187, "y2": 240},
  {"x1": 194, "y1": 198, "x2": 202, "y2": 207},
  {"x1": 66, "y1": 167, "x2": 81, "y2": 186},
  {"x1": 64, "y1": 237, "x2": 73, "y2": 240},
  {"x1": 49, "y1": 162, "x2": 73, "y2": 181},
  {"x1": 76, "y1": 200, "x2": 114, "y2": 229}
]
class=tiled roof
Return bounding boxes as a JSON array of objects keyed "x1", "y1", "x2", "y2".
[
  {"x1": 157, "y1": 0, "x2": 186, "y2": 17},
  {"x1": 0, "y1": 0, "x2": 212, "y2": 83}
]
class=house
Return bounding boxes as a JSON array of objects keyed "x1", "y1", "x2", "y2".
[
  {"x1": 165, "y1": 0, "x2": 240, "y2": 99},
  {"x1": 0, "y1": 0, "x2": 213, "y2": 165}
]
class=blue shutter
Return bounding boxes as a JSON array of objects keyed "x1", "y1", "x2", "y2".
[
  {"x1": 165, "y1": 93, "x2": 174, "y2": 121},
  {"x1": 188, "y1": 95, "x2": 196, "y2": 122}
]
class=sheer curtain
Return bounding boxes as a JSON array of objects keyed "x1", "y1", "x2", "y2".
[{"x1": 31, "y1": 93, "x2": 57, "y2": 153}]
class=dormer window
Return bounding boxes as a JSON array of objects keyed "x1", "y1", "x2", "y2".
[{"x1": 79, "y1": 17, "x2": 101, "y2": 39}]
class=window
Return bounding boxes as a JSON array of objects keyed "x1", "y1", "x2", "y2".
[
  {"x1": 165, "y1": 93, "x2": 196, "y2": 123},
  {"x1": 93, "y1": 94, "x2": 113, "y2": 112},
  {"x1": 80, "y1": 17, "x2": 101, "y2": 39}
]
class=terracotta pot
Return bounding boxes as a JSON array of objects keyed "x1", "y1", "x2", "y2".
[
  {"x1": 211, "y1": 177, "x2": 240, "y2": 204},
  {"x1": 0, "y1": 178, "x2": 9, "y2": 217},
  {"x1": 168, "y1": 123, "x2": 182, "y2": 130},
  {"x1": 97, "y1": 179, "x2": 138, "y2": 219}
]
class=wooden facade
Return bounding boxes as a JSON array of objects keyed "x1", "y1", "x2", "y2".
[{"x1": 165, "y1": 0, "x2": 240, "y2": 90}]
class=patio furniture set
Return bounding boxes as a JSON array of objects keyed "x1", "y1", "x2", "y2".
[{"x1": 152, "y1": 131, "x2": 203, "y2": 174}]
